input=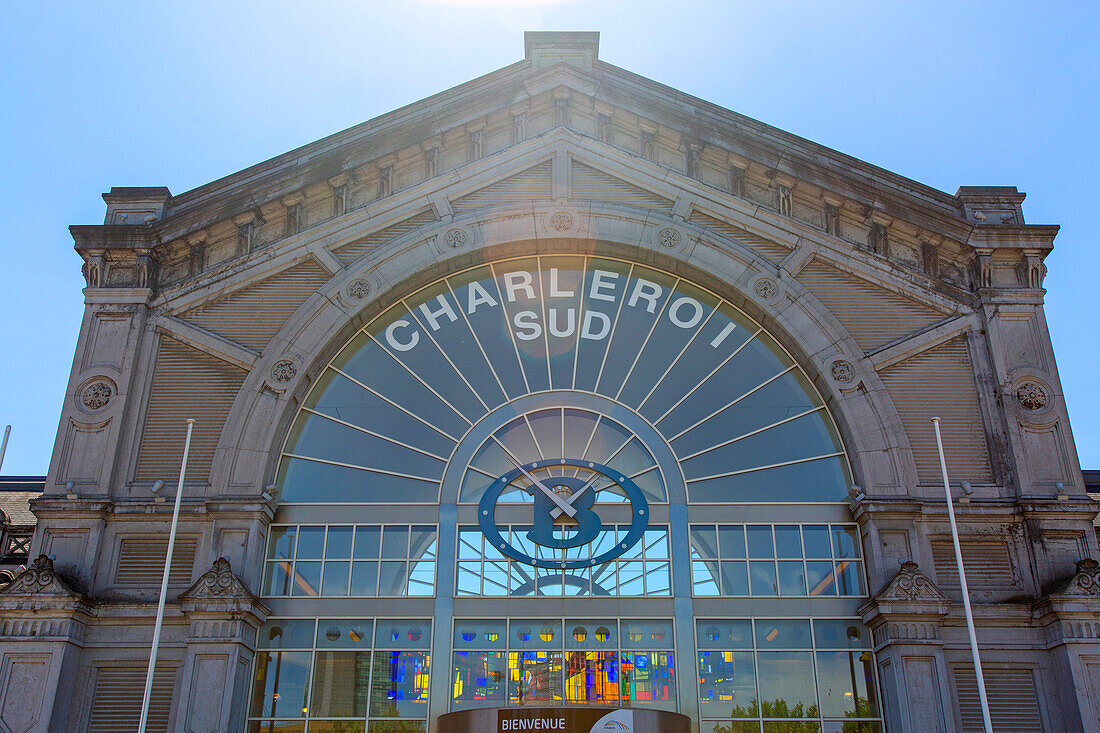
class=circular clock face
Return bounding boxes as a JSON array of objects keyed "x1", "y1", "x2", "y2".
[{"x1": 478, "y1": 458, "x2": 649, "y2": 569}]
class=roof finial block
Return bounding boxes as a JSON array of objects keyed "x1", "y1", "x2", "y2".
[{"x1": 524, "y1": 31, "x2": 600, "y2": 71}]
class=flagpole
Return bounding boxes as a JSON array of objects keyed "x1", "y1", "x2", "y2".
[
  {"x1": 932, "y1": 417, "x2": 992, "y2": 733},
  {"x1": 138, "y1": 418, "x2": 194, "y2": 733}
]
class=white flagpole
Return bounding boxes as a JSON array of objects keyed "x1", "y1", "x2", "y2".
[
  {"x1": 138, "y1": 418, "x2": 194, "y2": 733},
  {"x1": 932, "y1": 417, "x2": 992, "y2": 733}
]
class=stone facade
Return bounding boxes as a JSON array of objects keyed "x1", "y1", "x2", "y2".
[{"x1": 2, "y1": 31, "x2": 1096, "y2": 732}]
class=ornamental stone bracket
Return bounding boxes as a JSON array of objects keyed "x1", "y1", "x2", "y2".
[
  {"x1": 1033, "y1": 559, "x2": 1100, "y2": 646},
  {"x1": 178, "y1": 558, "x2": 269, "y2": 643},
  {"x1": 859, "y1": 561, "x2": 951, "y2": 648},
  {"x1": 0, "y1": 556, "x2": 94, "y2": 641},
  {"x1": 71, "y1": 224, "x2": 161, "y2": 293}
]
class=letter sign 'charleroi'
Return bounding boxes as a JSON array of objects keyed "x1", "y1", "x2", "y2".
[{"x1": 478, "y1": 458, "x2": 649, "y2": 569}]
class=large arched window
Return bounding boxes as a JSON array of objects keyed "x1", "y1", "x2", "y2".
[{"x1": 277, "y1": 255, "x2": 850, "y2": 505}]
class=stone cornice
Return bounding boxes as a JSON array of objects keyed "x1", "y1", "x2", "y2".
[{"x1": 76, "y1": 38, "x2": 1055, "y2": 271}]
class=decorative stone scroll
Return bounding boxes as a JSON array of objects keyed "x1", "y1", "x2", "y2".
[
  {"x1": 0, "y1": 555, "x2": 82, "y2": 598},
  {"x1": 1051, "y1": 558, "x2": 1100, "y2": 598},
  {"x1": 179, "y1": 557, "x2": 256, "y2": 603},
  {"x1": 877, "y1": 561, "x2": 949, "y2": 603}
]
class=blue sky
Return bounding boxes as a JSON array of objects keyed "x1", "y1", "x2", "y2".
[{"x1": 1, "y1": 0, "x2": 1098, "y2": 475}]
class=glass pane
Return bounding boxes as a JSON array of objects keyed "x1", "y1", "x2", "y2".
[
  {"x1": 720, "y1": 561, "x2": 749, "y2": 595},
  {"x1": 693, "y1": 560, "x2": 720, "y2": 595},
  {"x1": 764, "y1": 723, "x2": 820, "y2": 732},
  {"x1": 564, "y1": 651, "x2": 620, "y2": 705},
  {"x1": 621, "y1": 621, "x2": 673, "y2": 650},
  {"x1": 297, "y1": 526, "x2": 326, "y2": 559},
  {"x1": 774, "y1": 525, "x2": 803, "y2": 558},
  {"x1": 375, "y1": 621, "x2": 431, "y2": 649},
  {"x1": 755, "y1": 620, "x2": 812, "y2": 649},
  {"x1": 621, "y1": 652, "x2": 675, "y2": 708},
  {"x1": 310, "y1": 650, "x2": 371, "y2": 717},
  {"x1": 350, "y1": 561, "x2": 379, "y2": 596},
  {"x1": 258, "y1": 619, "x2": 315, "y2": 649},
  {"x1": 749, "y1": 561, "x2": 778, "y2": 596},
  {"x1": 777, "y1": 561, "x2": 807, "y2": 595},
  {"x1": 316, "y1": 620, "x2": 373, "y2": 649},
  {"x1": 290, "y1": 562, "x2": 322, "y2": 597},
  {"x1": 246, "y1": 722, "x2": 306, "y2": 733},
  {"x1": 409, "y1": 526, "x2": 437, "y2": 560},
  {"x1": 407, "y1": 560, "x2": 435, "y2": 595},
  {"x1": 747, "y1": 526, "x2": 775, "y2": 558},
  {"x1": 263, "y1": 561, "x2": 292, "y2": 596},
  {"x1": 813, "y1": 620, "x2": 871, "y2": 650},
  {"x1": 815, "y1": 650, "x2": 878, "y2": 719},
  {"x1": 511, "y1": 620, "x2": 561, "y2": 650},
  {"x1": 369, "y1": 651, "x2": 430, "y2": 718},
  {"x1": 378, "y1": 561, "x2": 407, "y2": 595},
  {"x1": 250, "y1": 650, "x2": 311, "y2": 718},
  {"x1": 325, "y1": 526, "x2": 354, "y2": 558},
  {"x1": 267, "y1": 526, "x2": 296, "y2": 559},
  {"x1": 690, "y1": 526, "x2": 718, "y2": 558},
  {"x1": 756, "y1": 651, "x2": 817, "y2": 719},
  {"x1": 835, "y1": 561, "x2": 866, "y2": 595},
  {"x1": 807, "y1": 561, "x2": 838, "y2": 596},
  {"x1": 718, "y1": 526, "x2": 746, "y2": 558},
  {"x1": 309, "y1": 722, "x2": 366, "y2": 733},
  {"x1": 821, "y1": 721, "x2": 881, "y2": 733},
  {"x1": 381, "y1": 526, "x2": 409, "y2": 559},
  {"x1": 696, "y1": 620, "x2": 752, "y2": 650},
  {"x1": 368, "y1": 721, "x2": 426, "y2": 733},
  {"x1": 698, "y1": 650, "x2": 756, "y2": 718},
  {"x1": 454, "y1": 620, "x2": 507, "y2": 649},
  {"x1": 354, "y1": 526, "x2": 381, "y2": 559},
  {"x1": 566, "y1": 619, "x2": 617, "y2": 650},
  {"x1": 802, "y1": 525, "x2": 832, "y2": 558},
  {"x1": 509, "y1": 651, "x2": 563, "y2": 704},
  {"x1": 452, "y1": 651, "x2": 508, "y2": 708},
  {"x1": 831, "y1": 525, "x2": 860, "y2": 558},
  {"x1": 321, "y1": 561, "x2": 350, "y2": 596}
]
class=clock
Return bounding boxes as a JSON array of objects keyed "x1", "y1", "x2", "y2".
[{"x1": 477, "y1": 457, "x2": 649, "y2": 569}]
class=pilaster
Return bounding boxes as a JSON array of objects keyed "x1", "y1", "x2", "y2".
[{"x1": 177, "y1": 558, "x2": 269, "y2": 733}]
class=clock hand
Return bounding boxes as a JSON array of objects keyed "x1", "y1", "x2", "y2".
[
  {"x1": 550, "y1": 473, "x2": 601, "y2": 519},
  {"x1": 506, "y1": 454, "x2": 577, "y2": 518}
]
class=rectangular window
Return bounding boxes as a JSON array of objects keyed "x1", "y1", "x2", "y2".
[
  {"x1": 690, "y1": 524, "x2": 866, "y2": 597},
  {"x1": 697, "y1": 617, "x2": 881, "y2": 731},
  {"x1": 451, "y1": 619, "x2": 675, "y2": 712},
  {"x1": 248, "y1": 618, "x2": 430, "y2": 732},
  {"x1": 456, "y1": 525, "x2": 671, "y2": 597},
  {"x1": 263, "y1": 525, "x2": 437, "y2": 597}
]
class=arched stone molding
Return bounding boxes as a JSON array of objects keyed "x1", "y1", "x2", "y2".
[{"x1": 210, "y1": 199, "x2": 921, "y2": 512}]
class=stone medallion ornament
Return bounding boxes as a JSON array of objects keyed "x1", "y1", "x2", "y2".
[
  {"x1": 550, "y1": 212, "x2": 574, "y2": 231},
  {"x1": 831, "y1": 360, "x2": 854, "y2": 383},
  {"x1": 478, "y1": 458, "x2": 649, "y2": 569},
  {"x1": 345, "y1": 278, "x2": 371, "y2": 300},
  {"x1": 754, "y1": 278, "x2": 778, "y2": 299},
  {"x1": 656, "y1": 227, "x2": 681, "y2": 247},
  {"x1": 1015, "y1": 381, "x2": 1049, "y2": 410},
  {"x1": 271, "y1": 360, "x2": 298, "y2": 383},
  {"x1": 443, "y1": 228, "x2": 468, "y2": 248},
  {"x1": 80, "y1": 380, "x2": 113, "y2": 411}
]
